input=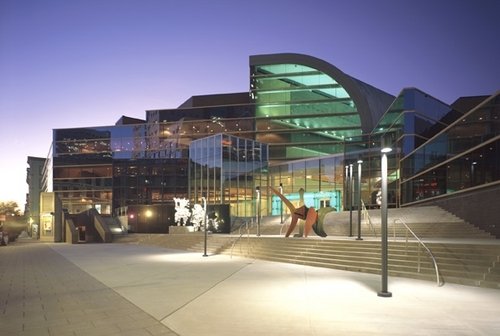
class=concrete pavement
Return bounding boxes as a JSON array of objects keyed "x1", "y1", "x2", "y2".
[
  {"x1": 2, "y1": 238, "x2": 500, "y2": 335},
  {"x1": 0, "y1": 240, "x2": 176, "y2": 336}
]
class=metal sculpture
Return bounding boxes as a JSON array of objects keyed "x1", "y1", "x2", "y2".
[{"x1": 269, "y1": 186, "x2": 331, "y2": 238}]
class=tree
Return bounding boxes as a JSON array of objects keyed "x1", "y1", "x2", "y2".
[{"x1": 0, "y1": 201, "x2": 21, "y2": 216}]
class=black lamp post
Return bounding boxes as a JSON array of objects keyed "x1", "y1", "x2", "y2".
[
  {"x1": 356, "y1": 159, "x2": 363, "y2": 241},
  {"x1": 378, "y1": 137, "x2": 392, "y2": 298},
  {"x1": 349, "y1": 163, "x2": 353, "y2": 237},
  {"x1": 255, "y1": 186, "x2": 261, "y2": 236},
  {"x1": 279, "y1": 183, "x2": 283, "y2": 224},
  {"x1": 344, "y1": 165, "x2": 349, "y2": 211}
]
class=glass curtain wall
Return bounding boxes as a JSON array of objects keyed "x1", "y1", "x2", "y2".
[
  {"x1": 112, "y1": 159, "x2": 188, "y2": 209},
  {"x1": 150, "y1": 104, "x2": 256, "y2": 147},
  {"x1": 342, "y1": 134, "x2": 399, "y2": 209},
  {"x1": 268, "y1": 155, "x2": 344, "y2": 217},
  {"x1": 251, "y1": 63, "x2": 360, "y2": 162},
  {"x1": 53, "y1": 127, "x2": 114, "y2": 214},
  {"x1": 189, "y1": 134, "x2": 268, "y2": 218},
  {"x1": 53, "y1": 123, "x2": 190, "y2": 214},
  {"x1": 366, "y1": 89, "x2": 454, "y2": 207},
  {"x1": 52, "y1": 164, "x2": 113, "y2": 214},
  {"x1": 401, "y1": 93, "x2": 500, "y2": 204}
]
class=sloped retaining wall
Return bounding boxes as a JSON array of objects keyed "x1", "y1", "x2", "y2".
[{"x1": 418, "y1": 184, "x2": 500, "y2": 238}]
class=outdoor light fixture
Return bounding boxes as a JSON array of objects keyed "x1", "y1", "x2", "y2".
[
  {"x1": 380, "y1": 138, "x2": 392, "y2": 153},
  {"x1": 378, "y1": 136, "x2": 392, "y2": 298},
  {"x1": 356, "y1": 159, "x2": 363, "y2": 241},
  {"x1": 255, "y1": 186, "x2": 261, "y2": 236}
]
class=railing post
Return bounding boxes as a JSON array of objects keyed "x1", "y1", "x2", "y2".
[{"x1": 202, "y1": 197, "x2": 208, "y2": 257}]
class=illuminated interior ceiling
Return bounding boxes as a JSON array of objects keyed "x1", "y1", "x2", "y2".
[{"x1": 252, "y1": 63, "x2": 362, "y2": 141}]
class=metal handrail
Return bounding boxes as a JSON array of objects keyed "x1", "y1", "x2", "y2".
[
  {"x1": 361, "y1": 200, "x2": 377, "y2": 237},
  {"x1": 393, "y1": 218, "x2": 443, "y2": 287},
  {"x1": 230, "y1": 219, "x2": 253, "y2": 259},
  {"x1": 279, "y1": 215, "x2": 290, "y2": 236}
]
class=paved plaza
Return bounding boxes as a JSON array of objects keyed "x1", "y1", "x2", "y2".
[{"x1": 1, "y1": 238, "x2": 500, "y2": 335}]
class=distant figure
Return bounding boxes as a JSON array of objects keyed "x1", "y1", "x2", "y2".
[{"x1": 269, "y1": 186, "x2": 331, "y2": 238}]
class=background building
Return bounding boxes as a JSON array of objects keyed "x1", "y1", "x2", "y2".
[{"x1": 26, "y1": 156, "x2": 47, "y2": 237}]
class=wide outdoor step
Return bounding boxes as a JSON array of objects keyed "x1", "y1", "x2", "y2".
[
  {"x1": 221, "y1": 236, "x2": 500, "y2": 288},
  {"x1": 247, "y1": 225, "x2": 494, "y2": 239},
  {"x1": 230, "y1": 244, "x2": 489, "y2": 277},
  {"x1": 314, "y1": 205, "x2": 496, "y2": 239},
  {"x1": 118, "y1": 227, "x2": 500, "y2": 290},
  {"x1": 178, "y1": 205, "x2": 498, "y2": 290}
]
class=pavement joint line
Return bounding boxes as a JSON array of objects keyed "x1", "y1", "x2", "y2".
[
  {"x1": 43, "y1": 244, "x2": 179, "y2": 336},
  {"x1": 159, "y1": 259, "x2": 256, "y2": 322},
  {"x1": 0, "y1": 243, "x2": 179, "y2": 336}
]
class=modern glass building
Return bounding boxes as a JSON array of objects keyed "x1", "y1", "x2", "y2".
[
  {"x1": 39, "y1": 53, "x2": 499, "y2": 236},
  {"x1": 401, "y1": 92, "x2": 500, "y2": 204},
  {"x1": 361, "y1": 88, "x2": 460, "y2": 207},
  {"x1": 398, "y1": 92, "x2": 500, "y2": 236},
  {"x1": 52, "y1": 124, "x2": 190, "y2": 216},
  {"x1": 250, "y1": 54, "x2": 394, "y2": 162},
  {"x1": 189, "y1": 134, "x2": 268, "y2": 219}
]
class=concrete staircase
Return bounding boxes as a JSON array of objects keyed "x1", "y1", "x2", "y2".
[
  {"x1": 223, "y1": 237, "x2": 500, "y2": 289},
  {"x1": 112, "y1": 206, "x2": 500, "y2": 289},
  {"x1": 219, "y1": 206, "x2": 494, "y2": 239}
]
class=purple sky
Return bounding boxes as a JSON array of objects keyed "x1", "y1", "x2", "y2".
[{"x1": 1, "y1": 0, "x2": 499, "y2": 211}]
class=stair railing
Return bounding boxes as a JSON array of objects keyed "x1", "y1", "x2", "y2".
[
  {"x1": 361, "y1": 200, "x2": 377, "y2": 237},
  {"x1": 394, "y1": 218, "x2": 443, "y2": 287},
  {"x1": 230, "y1": 218, "x2": 254, "y2": 259},
  {"x1": 279, "y1": 214, "x2": 290, "y2": 235}
]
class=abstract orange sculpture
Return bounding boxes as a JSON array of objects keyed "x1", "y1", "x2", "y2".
[{"x1": 269, "y1": 186, "x2": 330, "y2": 238}]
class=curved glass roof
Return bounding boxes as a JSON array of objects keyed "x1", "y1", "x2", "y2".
[{"x1": 250, "y1": 54, "x2": 394, "y2": 160}]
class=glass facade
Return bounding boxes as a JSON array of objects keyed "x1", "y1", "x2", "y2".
[
  {"x1": 401, "y1": 93, "x2": 500, "y2": 204},
  {"x1": 148, "y1": 101, "x2": 256, "y2": 150},
  {"x1": 374, "y1": 89, "x2": 453, "y2": 156},
  {"x1": 52, "y1": 162, "x2": 113, "y2": 214},
  {"x1": 43, "y1": 53, "x2": 498, "y2": 235},
  {"x1": 249, "y1": 54, "x2": 395, "y2": 211},
  {"x1": 251, "y1": 63, "x2": 359, "y2": 161},
  {"x1": 49, "y1": 54, "x2": 396, "y2": 221},
  {"x1": 113, "y1": 159, "x2": 188, "y2": 209},
  {"x1": 53, "y1": 125, "x2": 189, "y2": 214},
  {"x1": 189, "y1": 134, "x2": 268, "y2": 218},
  {"x1": 343, "y1": 136, "x2": 399, "y2": 209},
  {"x1": 268, "y1": 155, "x2": 344, "y2": 216},
  {"x1": 362, "y1": 89, "x2": 458, "y2": 207}
]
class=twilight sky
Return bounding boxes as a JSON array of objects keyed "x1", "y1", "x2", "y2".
[{"x1": 1, "y1": 0, "x2": 499, "y2": 211}]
